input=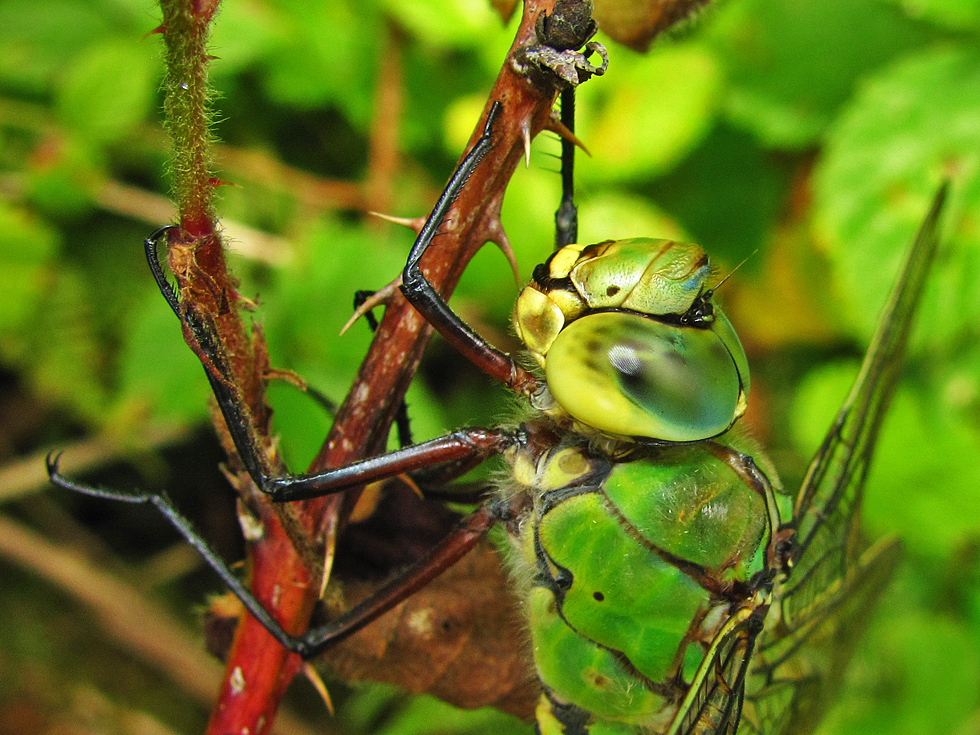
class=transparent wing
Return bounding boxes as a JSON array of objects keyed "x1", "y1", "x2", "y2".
[
  {"x1": 744, "y1": 537, "x2": 900, "y2": 735},
  {"x1": 668, "y1": 608, "x2": 764, "y2": 735},
  {"x1": 744, "y1": 184, "x2": 947, "y2": 734},
  {"x1": 792, "y1": 184, "x2": 946, "y2": 592}
]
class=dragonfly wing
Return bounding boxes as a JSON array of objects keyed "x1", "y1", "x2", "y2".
[
  {"x1": 791, "y1": 183, "x2": 946, "y2": 583},
  {"x1": 744, "y1": 537, "x2": 900, "y2": 735},
  {"x1": 744, "y1": 183, "x2": 947, "y2": 734},
  {"x1": 667, "y1": 606, "x2": 766, "y2": 735}
]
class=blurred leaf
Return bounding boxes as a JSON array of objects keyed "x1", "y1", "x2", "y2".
[
  {"x1": 116, "y1": 290, "x2": 211, "y2": 425},
  {"x1": 56, "y1": 39, "x2": 160, "y2": 143},
  {"x1": 19, "y1": 267, "x2": 106, "y2": 421},
  {"x1": 379, "y1": 694, "x2": 531, "y2": 735},
  {"x1": 644, "y1": 122, "x2": 791, "y2": 266},
  {"x1": 709, "y1": 0, "x2": 931, "y2": 148},
  {"x1": 207, "y1": 0, "x2": 281, "y2": 76},
  {"x1": 578, "y1": 42, "x2": 722, "y2": 181},
  {"x1": 25, "y1": 136, "x2": 103, "y2": 217},
  {"x1": 0, "y1": 0, "x2": 111, "y2": 93},
  {"x1": 577, "y1": 189, "x2": 687, "y2": 244},
  {"x1": 259, "y1": 0, "x2": 380, "y2": 125},
  {"x1": 813, "y1": 45, "x2": 980, "y2": 350},
  {"x1": 443, "y1": 93, "x2": 490, "y2": 155},
  {"x1": 382, "y1": 0, "x2": 500, "y2": 48},
  {"x1": 257, "y1": 217, "x2": 410, "y2": 402},
  {"x1": 264, "y1": 379, "x2": 332, "y2": 470},
  {"x1": 790, "y1": 362, "x2": 980, "y2": 558},
  {"x1": 885, "y1": 0, "x2": 980, "y2": 30},
  {"x1": 0, "y1": 200, "x2": 60, "y2": 336},
  {"x1": 821, "y1": 585, "x2": 980, "y2": 735}
]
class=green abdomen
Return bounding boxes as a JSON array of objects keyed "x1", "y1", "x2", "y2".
[{"x1": 510, "y1": 440, "x2": 768, "y2": 731}]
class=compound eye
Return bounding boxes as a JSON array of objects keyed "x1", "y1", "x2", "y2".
[{"x1": 544, "y1": 312, "x2": 745, "y2": 442}]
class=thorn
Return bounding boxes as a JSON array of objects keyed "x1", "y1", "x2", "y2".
[
  {"x1": 303, "y1": 663, "x2": 335, "y2": 716},
  {"x1": 235, "y1": 292, "x2": 260, "y2": 310},
  {"x1": 485, "y1": 218, "x2": 519, "y2": 286},
  {"x1": 521, "y1": 120, "x2": 532, "y2": 168},
  {"x1": 544, "y1": 114, "x2": 591, "y2": 156},
  {"x1": 350, "y1": 476, "x2": 423, "y2": 525},
  {"x1": 399, "y1": 473, "x2": 425, "y2": 500},
  {"x1": 348, "y1": 482, "x2": 384, "y2": 523},
  {"x1": 143, "y1": 24, "x2": 166, "y2": 39},
  {"x1": 340, "y1": 279, "x2": 401, "y2": 335},
  {"x1": 264, "y1": 367, "x2": 308, "y2": 392},
  {"x1": 318, "y1": 512, "x2": 339, "y2": 600},
  {"x1": 209, "y1": 177, "x2": 241, "y2": 189},
  {"x1": 369, "y1": 211, "x2": 427, "y2": 235}
]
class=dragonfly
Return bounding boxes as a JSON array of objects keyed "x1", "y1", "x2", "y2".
[{"x1": 48, "y1": 90, "x2": 946, "y2": 734}]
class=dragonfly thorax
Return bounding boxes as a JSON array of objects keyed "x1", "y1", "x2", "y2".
[
  {"x1": 513, "y1": 238, "x2": 751, "y2": 443},
  {"x1": 501, "y1": 433, "x2": 773, "y2": 734}
]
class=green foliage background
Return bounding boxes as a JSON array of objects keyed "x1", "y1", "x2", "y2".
[{"x1": 0, "y1": 0, "x2": 979, "y2": 733}]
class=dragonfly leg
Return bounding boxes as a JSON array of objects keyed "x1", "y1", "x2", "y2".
[
  {"x1": 51, "y1": 228, "x2": 523, "y2": 659},
  {"x1": 50, "y1": 423, "x2": 513, "y2": 507},
  {"x1": 47, "y1": 427, "x2": 517, "y2": 655},
  {"x1": 298, "y1": 504, "x2": 498, "y2": 657},
  {"x1": 147, "y1": 226, "x2": 520, "y2": 503},
  {"x1": 47, "y1": 452, "x2": 499, "y2": 659},
  {"x1": 262, "y1": 428, "x2": 516, "y2": 502},
  {"x1": 46, "y1": 453, "x2": 309, "y2": 654},
  {"x1": 146, "y1": 226, "x2": 275, "y2": 488},
  {"x1": 400, "y1": 102, "x2": 543, "y2": 398},
  {"x1": 554, "y1": 88, "x2": 578, "y2": 251}
]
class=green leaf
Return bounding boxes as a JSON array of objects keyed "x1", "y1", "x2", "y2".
[
  {"x1": 790, "y1": 361, "x2": 980, "y2": 558},
  {"x1": 709, "y1": 0, "x2": 931, "y2": 148},
  {"x1": 578, "y1": 42, "x2": 722, "y2": 181},
  {"x1": 826, "y1": 593, "x2": 980, "y2": 735},
  {"x1": 116, "y1": 290, "x2": 211, "y2": 425},
  {"x1": 576, "y1": 190, "x2": 687, "y2": 246},
  {"x1": 886, "y1": 0, "x2": 980, "y2": 30},
  {"x1": 813, "y1": 45, "x2": 980, "y2": 350},
  {"x1": 380, "y1": 0, "x2": 501, "y2": 49},
  {"x1": 645, "y1": 122, "x2": 791, "y2": 268},
  {"x1": 56, "y1": 39, "x2": 160, "y2": 143},
  {"x1": 18, "y1": 267, "x2": 107, "y2": 421},
  {"x1": 207, "y1": 0, "x2": 281, "y2": 76},
  {"x1": 26, "y1": 136, "x2": 103, "y2": 217},
  {"x1": 257, "y1": 216, "x2": 408, "y2": 402},
  {"x1": 0, "y1": 0, "x2": 110, "y2": 93},
  {"x1": 259, "y1": 0, "x2": 379, "y2": 125},
  {"x1": 378, "y1": 693, "x2": 531, "y2": 735},
  {"x1": 0, "y1": 200, "x2": 60, "y2": 336}
]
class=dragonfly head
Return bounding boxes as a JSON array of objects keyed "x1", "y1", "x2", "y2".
[{"x1": 514, "y1": 238, "x2": 750, "y2": 443}]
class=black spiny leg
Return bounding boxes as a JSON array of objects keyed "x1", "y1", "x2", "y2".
[
  {"x1": 47, "y1": 452, "x2": 502, "y2": 658},
  {"x1": 142, "y1": 226, "x2": 513, "y2": 503},
  {"x1": 48, "y1": 265, "x2": 520, "y2": 656},
  {"x1": 45, "y1": 453, "x2": 309, "y2": 654},
  {"x1": 554, "y1": 88, "x2": 578, "y2": 250},
  {"x1": 400, "y1": 102, "x2": 542, "y2": 397},
  {"x1": 48, "y1": 102, "x2": 534, "y2": 658},
  {"x1": 51, "y1": 226, "x2": 520, "y2": 655}
]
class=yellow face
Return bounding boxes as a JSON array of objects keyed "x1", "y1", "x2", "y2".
[{"x1": 513, "y1": 238, "x2": 749, "y2": 443}]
